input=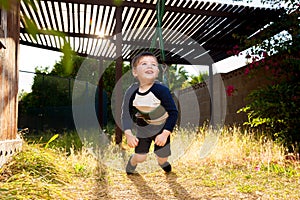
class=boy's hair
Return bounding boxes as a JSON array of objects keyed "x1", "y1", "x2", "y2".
[{"x1": 131, "y1": 51, "x2": 157, "y2": 68}]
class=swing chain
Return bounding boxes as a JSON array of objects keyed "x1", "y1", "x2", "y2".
[
  {"x1": 150, "y1": 0, "x2": 166, "y2": 63},
  {"x1": 150, "y1": 0, "x2": 169, "y2": 86}
]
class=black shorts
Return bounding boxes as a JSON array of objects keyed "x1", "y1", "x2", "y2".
[{"x1": 135, "y1": 134, "x2": 171, "y2": 158}]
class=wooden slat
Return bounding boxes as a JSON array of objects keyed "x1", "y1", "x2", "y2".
[
  {"x1": 31, "y1": 0, "x2": 49, "y2": 46},
  {"x1": 98, "y1": 5, "x2": 106, "y2": 35},
  {"x1": 92, "y1": 5, "x2": 100, "y2": 35},
  {"x1": 44, "y1": 1, "x2": 54, "y2": 30},
  {"x1": 83, "y1": 3, "x2": 87, "y2": 34},
  {"x1": 79, "y1": 4, "x2": 87, "y2": 53},
  {"x1": 105, "y1": 6, "x2": 114, "y2": 36},
  {"x1": 65, "y1": 1, "x2": 70, "y2": 33},
  {"x1": 36, "y1": 0, "x2": 48, "y2": 29},
  {"x1": 90, "y1": 37, "x2": 99, "y2": 56},
  {"x1": 51, "y1": 1, "x2": 59, "y2": 31},
  {"x1": 75, "y1": 4, "x2": 82, "y2": 52},
  {"x1": 134, "y1": 9, "x2": 156, "y2": 41},
  {"x1": 26, "y1": 0, "x2": 43, "y2": 29},
  {"x1": 58, "y1": 2, "x2": 65, "y2": 32},
  {"x1": 123, "y1": 7, "x2": 141, "y2": 38},
  {"x1": 83, "y1": 6, "x2": 94, "y2": 56},
  {"x1": 194, "y1": 5, "x2": 236, "y2": 44},
  {"x1": 88, "y1": 4, "x2": 94, "y2": 34}
]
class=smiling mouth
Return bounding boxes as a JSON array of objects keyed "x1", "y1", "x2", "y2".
[{"x1": 145, "y1": 70, "x2": 153, "y2": 74}]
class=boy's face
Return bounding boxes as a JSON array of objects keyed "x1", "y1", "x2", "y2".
[{"x1": 132, "y1": 55, "x2": 159, "y2": 83}]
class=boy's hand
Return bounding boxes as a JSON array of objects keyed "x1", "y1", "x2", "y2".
[
  {"x1": 155, "y1": 130, "x2": 171, "y2": 146},
  {"x1": 125, "y1": 130, "x2": 139, "y2": 148}
]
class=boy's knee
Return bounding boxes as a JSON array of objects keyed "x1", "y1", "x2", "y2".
[
  {"x1": 134, "y1": 154, "x2": 147, "y2": 163},
  {"x1": 156, "y1": 156, "x2": 168, "y2": 165}
]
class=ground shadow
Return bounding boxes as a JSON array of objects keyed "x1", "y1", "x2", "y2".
[
  {"x1": 165, "y1": 172, "x2": 198, "y2": 200},
  {"x1": 93, "y1": 163, "x2": 109, "y2": 199},
  {"x1": 127, "y1": 173, "x2": 162, "y2": 199}
]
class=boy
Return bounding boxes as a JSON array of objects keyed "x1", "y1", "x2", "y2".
[{"x1": 121, "y1": 51, "x2": 178, "y2": 174}]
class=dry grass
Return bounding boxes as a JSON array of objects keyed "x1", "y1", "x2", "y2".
[
  {"x1": 0, "y1": 126, "x2": 299, "y2": 199},
  {"x1": 0, "y1": 143, "x2": 106, "y2": 199}
]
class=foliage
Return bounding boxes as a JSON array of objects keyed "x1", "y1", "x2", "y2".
[
  {"x1": 164, "y1": 64, "x2": 189, "y2": 90},
  {"x1": 45, "y1": 134, "x2": 59, "y2": 148},
  {"x1": 101, "y1": 61, "x2": 132, "y2": 123},
  {"x1": 235, "y1": 0, "x2": 300, "y2": 151},
  {"x1": 102, "y1": 61, "x2": 132, "y2": 97},
  {"x1": 24, "y1": 130, "x2": 83, "y2": 153},
  {"x1": 188, "y1": 71, "x2": 208, "y2": 86},
  {"x1": 51, "y1": 55, "x2": 85, "y2": 78},
  {"x1": 179, "y1": 70, "x2": 209, "y2": 89},
  {"x1": 19, "y1": 55, "x2": 192, "y2": 120},
  {"x1": 19, "y1": 54, "x2": 132, "y2": 127},
  {"x1": 238, "y1": 81, "x2": 299, "y2": 147},
  {"x1": 20, "y1": 67, "x2": 72, "y2": 111}
]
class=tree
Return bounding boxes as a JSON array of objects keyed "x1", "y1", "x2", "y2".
[
  {"x1": 164, "y1": 64, "x2": 189, "y2": 90},
  {"x1": 189, "y1": 72, "x2": 208, "y2": 86},
  {"x1": 20, "y1": 53, "x2": 196, "y2": 129}
]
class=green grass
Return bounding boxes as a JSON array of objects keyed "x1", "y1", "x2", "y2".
[
  {"x1": 0, "y1": 126, "x2": 299, "y2": 199},
  {"x1": 24, "y1": 130, "x2": 83, "y2": 153}
]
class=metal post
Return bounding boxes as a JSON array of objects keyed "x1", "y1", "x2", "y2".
[{"x1": 98, "y1": 58, "x2": 104, "y2": 127}]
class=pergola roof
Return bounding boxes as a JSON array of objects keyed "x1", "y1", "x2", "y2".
[{"x1": 19, "y1": 0, "x2": 284, "y2": 65}]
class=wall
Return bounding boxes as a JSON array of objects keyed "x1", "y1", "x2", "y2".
[
  {"x1": 0, "y1": 1, "x2": 22, "y2": 167},
  {"x1": 177, "y1": 65, "x2": 271, "y2": 128}
]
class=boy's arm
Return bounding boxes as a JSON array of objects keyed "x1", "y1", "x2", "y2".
[
  {"x1": 159, "y1": 86, "x2": 178, "y2": 132},
  {"x1": 121, "y1": 84, "x2": 138, "y2": 131},
  {"x1": 122, "y1": 84, "x2": 139, "y2": 148},
  {"x1": 154, "y1": 84, "x2": 178, "y2": 146}
]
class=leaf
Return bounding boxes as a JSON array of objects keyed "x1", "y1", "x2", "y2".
[
  {"x1": 0, "y1": 0, "x2": 10, "y2": 10},
  {"x1": 45, "y1": 134, "x2": 59, "y2": 148},
  {"x1": 23, "y1": 15, "x2": 39, "y2": 41},
  {"x1": 61, "y1": 41, "x2": 75, "y2": 75}
]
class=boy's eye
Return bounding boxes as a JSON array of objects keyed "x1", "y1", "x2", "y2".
[{"x1": 138, "y1": 62, "x2": 158, "y2": 67}]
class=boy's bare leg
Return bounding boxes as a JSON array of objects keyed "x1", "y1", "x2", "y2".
[
  {"x1": 156, "y1": 156, "x2": 168, "y2": 165},
  {"x1": 131, "y1": 153, "x2": 147, "y2": 166},
  {"x1": 126, "y1": 153, "x2": 147, "y2": 174},
  {"x1": 157, "y1": 156, "x2": 172, "y2": 173}
]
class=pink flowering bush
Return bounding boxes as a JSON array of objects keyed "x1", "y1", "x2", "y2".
[
  {"x1": 233, "y1": 0, "x2": 299, "y2": 153},
  {"x1": 226, "y1": 85, "x2": 236, "y2": 96}
]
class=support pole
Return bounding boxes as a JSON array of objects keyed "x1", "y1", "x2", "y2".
[
  {"x1": 98, "y1": 58, "x2": 104, "y2": 127},
  {"x1": 115, "y1": 5, "x2": 123, "y2": 144},
  {"x1": 209, "y1": 64, "x2": 214, "y2": 127}
]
